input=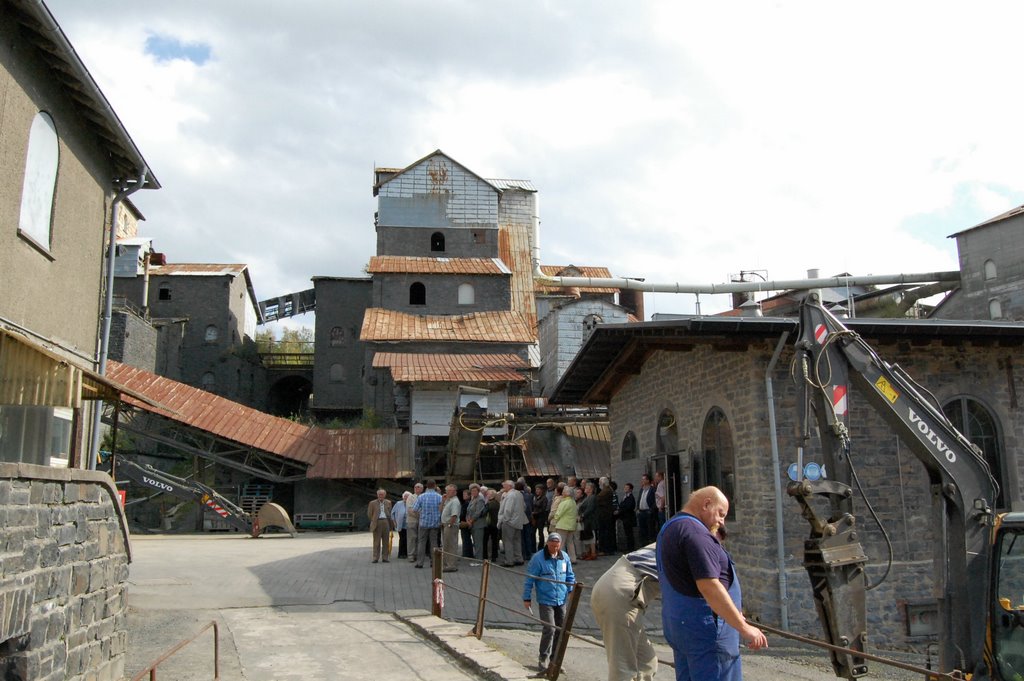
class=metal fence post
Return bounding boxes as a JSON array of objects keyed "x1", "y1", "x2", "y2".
[
  {"x1": 547, "y1": 582, "x2": 584, "y2": 680},
  {"x1": 473, "y1": 560, "x2": 491, "y2": 638}
]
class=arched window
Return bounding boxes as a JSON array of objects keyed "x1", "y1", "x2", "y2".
[
  {"x1": 19, "y1": 112, "x2": 59, "y2": 249},
  {"x1": 330, "y1": 363, "x2": 344, "y2": 382},
  {"x1": 204, "y1": 325, "x2": 219, "y2": 343},
  {"x1": 158, "y1": 284, "x2": 171, "y2": 301},
  {"x1": 943, "y1": 396, "x2": 1005, "y2": 508},
  {"x1": 621, "y1": 431, "x2": 638, "y2": 461},
  {"x1": 458, "y1": 283, "x2": 475, "y2": 305},
  {"x1": 201, "y1": 372, "x2": 216, "y2": 392},
  {"x1": 409, "y1": 282, "x2": 426, "y2": 305},
  {"x1": 990, "y1": 299, "x2": 1003, "y2": 320},
  {"x1": 985, "y1": 259, "x2": 998, "y2": 281},
  {"x1": 700, "y1": 407, "x2": 736, "y2": 519},
  {"x1": 430, "y1": 232, "x2": 445, "y2": 252},
  {"x1": 656, "y1": 409, "x2": 677, "y2": 455},
  {"x1": 330, "y1": 326, "x2": 345, "y2": 347}
]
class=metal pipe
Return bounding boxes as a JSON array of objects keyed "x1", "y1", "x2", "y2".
[
  {"x1": 764, "y1": 331, "x2": 790, "y2": 630},
  {"x1": 532, "y1": 266, "x2": 961, "y2": 297},
  {"x1": 88, "y1": 172, "x2": 147, "y2": 470}
]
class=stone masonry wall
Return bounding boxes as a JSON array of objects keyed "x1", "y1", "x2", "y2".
[
  {"x1": 608, "y1": 336, "x2": 1023, "y2": 650},
  {"x1": 0, "y1": 463, "x2": 131, "y2": 681}
]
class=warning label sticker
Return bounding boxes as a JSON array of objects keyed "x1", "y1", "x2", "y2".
[{"x1": 874, "y1": 376, "x2": 900, "y2": 403}]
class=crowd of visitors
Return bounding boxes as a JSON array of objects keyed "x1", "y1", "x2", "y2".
[{"x1": 369, "y1": 474, "x2": 668, "y2": 569}]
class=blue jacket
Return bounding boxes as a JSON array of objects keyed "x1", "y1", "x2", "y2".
[{"x1": 522, "y1": 549, "x2": 575, "y2": 606}]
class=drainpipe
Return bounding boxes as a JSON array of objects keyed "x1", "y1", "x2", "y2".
[
  {"x1": 765, "y1": 331, "x2": 790, "y2": 630},
  {"x1": 88, "y1": 172, "x2": 148, "y2": 470}
]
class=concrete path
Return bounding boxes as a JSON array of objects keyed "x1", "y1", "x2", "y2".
[{"x1": 124, "y1": 531, "x2": 921, "y2": 680}]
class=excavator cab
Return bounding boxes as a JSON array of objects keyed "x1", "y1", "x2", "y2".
[{"x1": 991, "y1": 513, "x2": 1024, "y2": 681}]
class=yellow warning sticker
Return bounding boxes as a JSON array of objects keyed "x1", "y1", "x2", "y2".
[{"x1": 874, "y1": 376, "x2": 899, "y2": 403}]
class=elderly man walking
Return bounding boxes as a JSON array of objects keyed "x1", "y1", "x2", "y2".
[
  {"x1": 367, "y1": 489, "x2": 394, "y2": 563},
  {"x1": 406, "y1": 482, "x2": 423, "y2": 563},
  {"x1": 591, "y1": 543, "x2": 660, "y2": 681},
  {"x1": 523, "y1": 532, "x2": 575, "y2": 671},
  {"x1": 498, "y1": 479, "x2": 527, "y2": 567}
]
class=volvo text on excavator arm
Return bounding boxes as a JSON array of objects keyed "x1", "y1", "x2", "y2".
[
  {"x1": 115, "y1": 457, "x2": 297, "y2": 537},
  {"x1": 788, "y1": 292, "x2": 999, "y2": 679}
]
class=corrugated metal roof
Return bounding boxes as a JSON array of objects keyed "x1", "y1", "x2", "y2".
[
  {"x1": 107, "y1": 361, "x2": 322, "y2": 466},
  {"x1": 537, "y1": 265, "x2": 620, "y2": 294},
  {"x1": 367, "y1": 256, "x2": 510, "y2": 275},
  {"x1": 563, "y1": 423, "x2": 612, "y2": 478},
  {"x1": 499, "y1": 221, "x2": 539, "y2": 331},
  {"x1": 372, "y1": 352, "x2": 528, "y2": 383},
  {"x1": 0, "y1": 328, "x2": 162, "y2": 409},
  {"x1": 489, "y1": 179, "x2": 537, "y2": 192},
  {"x1": 149, "y1": 264, "x2": 248, "y2": 277},
  {"x1": 361, "y1": 309, "x2": 536, "y2": 343},
  {"x1": 307, "y1": 429, "x2": 412, "y2": 479},
  {"x1": 949, "y1": 203, "x2": 1024, "y2": 237}
]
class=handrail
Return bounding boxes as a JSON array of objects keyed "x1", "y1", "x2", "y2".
[{"x1": 130, "y1": 620, "x2": 220, "y2": 681}]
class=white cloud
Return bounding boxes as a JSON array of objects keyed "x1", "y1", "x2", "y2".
[{"x1": 44, "y1": 0, "x2": 1024, "y2": 317}]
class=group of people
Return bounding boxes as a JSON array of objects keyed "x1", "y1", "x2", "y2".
[{"x1": 368, "y1": 479, "x2": 768, "y2": 681}]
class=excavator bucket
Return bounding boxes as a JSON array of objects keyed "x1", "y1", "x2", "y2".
[{"x1": 254, "y1": 502, "x2": 298, "y2": 537}]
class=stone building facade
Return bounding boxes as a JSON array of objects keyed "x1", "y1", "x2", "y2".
[
  {"x1": 553, "y1": 315, "x2": 1024, "y2": 648},
  {"x1": 0, "y1": 463, "x2": 132, "y2": 681}
]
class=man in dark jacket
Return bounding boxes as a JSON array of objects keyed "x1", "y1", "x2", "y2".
[
  {"x1": 636, "y1": 474, "x2": 657, "y2": 545},
  {"x1": 596, "y1": 476, "x2": 617, "y2": 555},
  {"x1": 616, "y1": 482, "x2": 637, "y2": 552}
]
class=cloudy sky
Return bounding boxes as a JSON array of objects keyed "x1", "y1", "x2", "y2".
[{"x1": 46, "y1": 1, "x2": 1024, "y2": 325}]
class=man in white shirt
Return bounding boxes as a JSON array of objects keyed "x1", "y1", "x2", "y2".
[{"x1": 441, "y1": 484, "x2": 462, "y2": 572}]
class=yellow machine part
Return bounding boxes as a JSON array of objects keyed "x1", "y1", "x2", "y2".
[{"x1": 254, "y1": 502, "x2": 298, "y2": 538}]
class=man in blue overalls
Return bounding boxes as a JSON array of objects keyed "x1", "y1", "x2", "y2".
[{"x1": 656, "y1": 486, "x2": 767, "y2": 680}]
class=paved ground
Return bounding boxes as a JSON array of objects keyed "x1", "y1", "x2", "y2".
[{"x1": 124, "y1": 531, "x2": 924, "y2": 680}]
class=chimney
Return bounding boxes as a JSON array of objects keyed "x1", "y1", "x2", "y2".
[{"x1": 618, "y1": 288, "x2": 645, "y2": 320}]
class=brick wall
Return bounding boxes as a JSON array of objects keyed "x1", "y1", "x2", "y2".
[
  {"x1": 608, "y1": 336, "x2": 1022, "y2": 648},
  {"x1": 109, "y1": 310, "x2": 157, "y2": 373},
  {"x1": 0, "y1": 463, "x2": 131, "y2": 681}
]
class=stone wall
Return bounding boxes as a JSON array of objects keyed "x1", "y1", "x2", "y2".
[
  {"x1": 608, "y1": 334, "x2": 1023, "y2": 649},
  {"x1": 0, "y1": 463, "x2": 131, "y2": 681}
]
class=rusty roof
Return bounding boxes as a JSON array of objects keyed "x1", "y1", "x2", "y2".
[
  {"x1": 361, "y1": 309, "x2": 536, "y2": 343},
  {"x1": 372, "y1": 352, "x2": 528, "y2": 383},
  {"x1": 563, "y1": 422, "x2": 612, "y2": 478},
  {"x1": 307, "y1": 429, "x2": 413, "y2": 479},
  {"x1": 499, "y1": 222, "x2": 539, "y2": 331},
  {"x1": 537, "y1": 265, "x2": 620, "y2": 295},
  {"x1": 367, "y1": 256, "x2": 510, "y2": 275},
  {"x1": 107, "y1": 361, "x2": 322, "y2": 466}
]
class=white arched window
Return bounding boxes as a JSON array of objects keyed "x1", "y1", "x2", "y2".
[
  {"x1": 204, "y1": 325, "x2": 219, "y2": 343},
  {"x1": 19, "y1": 112, "x2": 59, "y2": 248},
  {"x1": 990, "y1": 299, "x2": 1003, "y2": 319},
  {"x1": 201, "y1": 372, "x2": 216, "y2": 391},
  {"x1": 984, "y1": 259, "x2": 997, "y2": 281},
  {"x1": 457, "y1": 283, "x2": 475, "y2": 305}
]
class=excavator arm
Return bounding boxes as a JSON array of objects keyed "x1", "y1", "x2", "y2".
[
  {"x1": 789, "y1": 293, "x2": 999, "y2": 678},
  {"x1": 116, "y1": 457, "x2": 255, "y2": 535}
]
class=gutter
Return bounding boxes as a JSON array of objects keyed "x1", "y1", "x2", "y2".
[
  {"x1": 88, "y1": 172, "x2": 148, "y2": 470},
  {"x1": 765, "y1": 331, "x2": 791, "y2": 630}
]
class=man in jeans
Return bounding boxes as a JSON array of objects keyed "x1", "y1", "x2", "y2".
[
  {"x1": 523, "y1": 533, "x2": 576, "y2": 671},
  {"x1": 413, "y1": 480, "x2": 443, "y2": 569}
]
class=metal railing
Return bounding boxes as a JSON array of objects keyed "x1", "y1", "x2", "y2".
[
  {"x1": 429, "y1": 547, "x2": 584, "y2": 680},
  {"x1": 130, "y1": 620, "x2": 220, "y2": 681}
]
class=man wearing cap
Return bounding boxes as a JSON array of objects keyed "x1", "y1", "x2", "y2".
[
  {"x1": 523, "y1": 532, "x2": 575, "y2": 671},
  {"x1": 591, "y1": 542, "x2": 660, "y2": 681}
]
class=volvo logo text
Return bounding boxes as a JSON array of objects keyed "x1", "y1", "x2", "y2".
[
  {"x1": 142, "y1": 476, "x2": 174, "y2": 492},
  {"x1": 908, "y1": 408, "x2": 957, "y2": 463}
]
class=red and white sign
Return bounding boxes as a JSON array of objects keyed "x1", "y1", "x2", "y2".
[
  {"x1": 814, "y1": 324, "x2": 828, "y2": 345},
  {"x1": 833, "y1": 385, "x2": 848, "y2": 416}
]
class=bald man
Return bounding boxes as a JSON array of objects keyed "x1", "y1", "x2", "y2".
[{"x1": 656, "y1": 486, "x2": 767, "y2": 681}]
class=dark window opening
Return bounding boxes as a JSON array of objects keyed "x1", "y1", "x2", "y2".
[
  {"x1": 430, "y1": 232, "x2": 445, "y2": 252},
  {"x1": 158, "y1": 285, "x2": 171, "y2": 301},
  {"x1": 622, "y1": 431, "x2": 638, "y2": 461},
  {"x1": 409, "y1": 282, "x2": 426, "y2": 305},
  {"x1": 943, "y1": 396, "x2": 1005, "y2": 509},
  {"x1": 700, "y1": 407, "x2": 736, "y2": 519}
]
